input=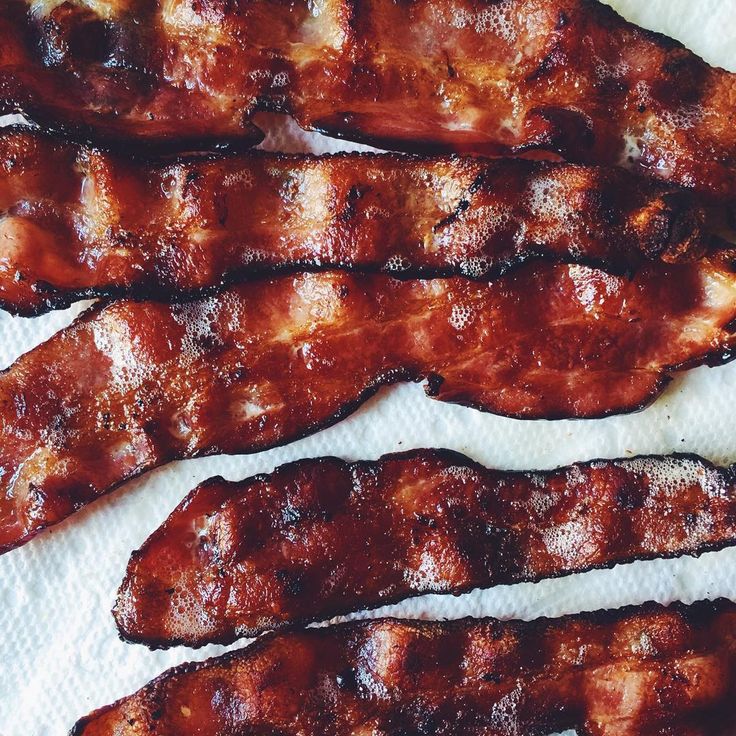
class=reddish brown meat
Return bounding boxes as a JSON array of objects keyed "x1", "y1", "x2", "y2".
[
  {"x1": 1, "y1": 0, "x2": 735, "y2": 203},
  {"x1": 2, "y1": 262, "x2": 736, "y2": 555},
  {"x1": 114, "y1": 450, "x2": 736, "y2": 648},
  {"x1": 0, "y1": 128, "x2": 706, "y2": 315},
  {"x1": 73, "y1": 601, "x2": 736, "y2": 735}
]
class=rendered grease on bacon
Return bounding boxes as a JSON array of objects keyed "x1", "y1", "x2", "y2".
[
  {"x1": 1, "y1": 0, "x2": 735, "y2": 202},
  {"x1": 2, "y1": 263, "x2": 736, "y2": 554},
  {"x1": 73, "y1": 601, "x2": 736, "y2": 735},
  {"x1": 0, "y1": 129, "x2": 707, "y2": 315},
  {"x1": 115, "y1": 449, "x2": 736, "y2": 648}
]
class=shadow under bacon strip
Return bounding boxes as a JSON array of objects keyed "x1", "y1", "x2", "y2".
[
  {"x1": 1, "y1": 0, "x2": 735, "y2": 204},
  {"x1": 0, "y1": 128, "x2": 707, "y2": 316},
  {"x1": 2, "y1": 262, "x2": 736, "y2": 554},
  {"x1": 74, "y1": 600, "x2": 736, "y2": 735},
  {"x1": 114, "y1": 449, "x2": 736, "y2": 648}
]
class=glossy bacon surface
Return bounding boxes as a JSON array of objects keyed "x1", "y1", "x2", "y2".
[
  {"x1": 2, "y1": 262, "x2": 736, "y2": 554},
  {"x1": 115, "y1": 450, "x2": 736, "y2": 648},
  {"x1": 0, "y1": 128, "x2": 708, "y2": 315},
  {"x1": 2, "y1": 0, "x2": 736, "y2": 203},
  {"x1": 73, "y1": 601, "x2": 736, "y2": 735}
]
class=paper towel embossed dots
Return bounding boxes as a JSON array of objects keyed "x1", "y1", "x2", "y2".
[
  {"x1": 114, "y1": 450, "x2": 736, "y2": 648},
  {"x1": 0, "y1": 128, "x2": 708, "y2": 316},
  {"x1": 2, "y1": 0, "x2": 736, "y2": 204},
  {"x1": 2, "y1": 262, "x2": 736, "y2": 554},
  {"x1": 71, "y1": 601, "x2": 736, "y2": 735}
]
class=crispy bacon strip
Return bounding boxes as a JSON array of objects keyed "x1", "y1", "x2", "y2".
[
  {"x1": 2, "y1": 263, "x2": 736, "y2": 554},
  {"x1": 0, "y1": 128, "x2": 707, "y2": 316},
  {"x1": 73, "y1": 601, "x2": 736, "y2": 735},
  {"x1": 2, "y1": 0, "x2": 735, "y2": 203},
  {"x1": 114, "y1": 450, "x2": 736, "y2": 648}
]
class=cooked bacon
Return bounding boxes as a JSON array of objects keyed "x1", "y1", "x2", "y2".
[
  {"x1": 0, "y1": 128, "x2": 708, "y2": 315},
  {"x1": 114, "y1": 449, "x2": 736, "y2": 648},
  {"x1": 73, "y1": 600, "x2": 736, "y2": 735},
  {"x1": 2, "y1": 0, "x2": 735, "y2": 203},
  {"x1": 2, "y1": 262, "x2": 736, "y2": 554}
]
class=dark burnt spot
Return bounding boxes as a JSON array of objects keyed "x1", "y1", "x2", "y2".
[
  {"x1": 196, "y1": 333, "x2": 221, "y2": 352},
  {"x1": 527, "y1": 41, "x2": 567, "y2": 82},
  {"x1": 595, "y1": 76, "x2": 630, "y2": 98},
  {"x1": 229, "y1": 366, "x2": 247, "y2": 381},
  {"x1": 433, "y1": 197, "x2": 471, "y2": 233},
  {"x1": 423, "y1": 373, "x2": 444, "y2": 397},
  {"x1": 150, "y1": 709, "x2": 162, "y2": 720},
  {"x1": 556, "y1": 10, "x2": 570, "y2": 29},
  {"x1": 38, "y1": 5, "x2": 116, "y2": 66},
  {"x1": 338, "y1": 284, "x2": 350, "y2": 299},
  {"x1": 524, "y1": 106, "x2": 595, "y2": 156},
  {"x1": 215, "y1": 193, "x2": 229, "y2": 226},
  {"x1": 414, "y1": 512, "x2": 437, "y2": 528},
  {"x1": 338, "y1": 185, "x2": 368, "y2": 223},
  {"x1": 617, "y1": 482, "x2": 646, "y2": 511},
  {"x1": 335, "y1": 668, "x2": 357, "y2": 690},
  {"x1": 275, "y1": 568, "x2": 304, "y2": 597},
  {"x1": 66, "y1": 19, "x2": 115, "y2": 62},
  {"x1": 481, "y1": 671, "x2": 503, "y2": 684},
  {"x1": 143, "y1": 419, "x2": 160, "y2": 435},
  {"x1": 448, "y1": 504, "x2": 467, "y2": 520},
  {"x1": 485, "y1": 524, "x2": 509, "y2": 539},
  {"x1": 444, "y1": 52, "x2": 457, "y2": 79}
]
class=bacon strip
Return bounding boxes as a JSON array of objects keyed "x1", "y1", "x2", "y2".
[
  {"x1": 2, "y1": 262, "x2": 736, "y2": 554},
  {"x1": 114, "y1": 450, "x2": 736, "y2": 648},
  {"x1": 73, "y1": 601, "x2": 736, "y2": 735},
  {"x1": 2, "y1": 0, "x2": 735, "y2": 203},
  {"x1": 0, "y1": 128, "x2": 707, "y2": 316}
]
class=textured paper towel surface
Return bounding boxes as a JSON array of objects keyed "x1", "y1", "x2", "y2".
[{"x1": 1, "y1": 2, "x2": 735, "y2": 733}]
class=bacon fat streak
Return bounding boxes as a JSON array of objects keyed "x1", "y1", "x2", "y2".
[
  {"x1": 74, "y1": 601, "x2": 736, "y2": 735},
  {"x1": 2, "y1": 264, "x2": 736, "y2": 554},
  {"x1": 1, "y1": 0, "x2": 735, "y2": 203},
  {"x1": 115, "y1": 449, "x2": 736, "y2": 648},
  {"x1": 0, "y1": 129, "x2": 707, "y2": 315}
]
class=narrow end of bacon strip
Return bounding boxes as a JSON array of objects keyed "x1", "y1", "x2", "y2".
[
  {"x1": 112, "y1": 450, "x2": 736, "y2": 649},
  {"x1": 72, "y1": 601, "x2": 736, "y2": 736},
  {"x1": 0, "y1": 127, "x2": 713, "y2": 316},
  {"x1": 2, "y1": 260, "x2": 736, "y2": 554}
]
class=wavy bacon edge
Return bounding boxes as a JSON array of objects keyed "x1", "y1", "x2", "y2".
[
  {"x1": 0, "y1": 126, "x2": 709, "y2": 316},
  {"x1": 71, "y1": 600, "x2": 736, "y2": 736},
  {"x1": 113, "y1": 449, "x2": 736, "y2": 649}
]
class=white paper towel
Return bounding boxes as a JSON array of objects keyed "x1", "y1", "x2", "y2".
[{"x1": 1, "y1": 2, "x2": 735, "y2": 733}]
